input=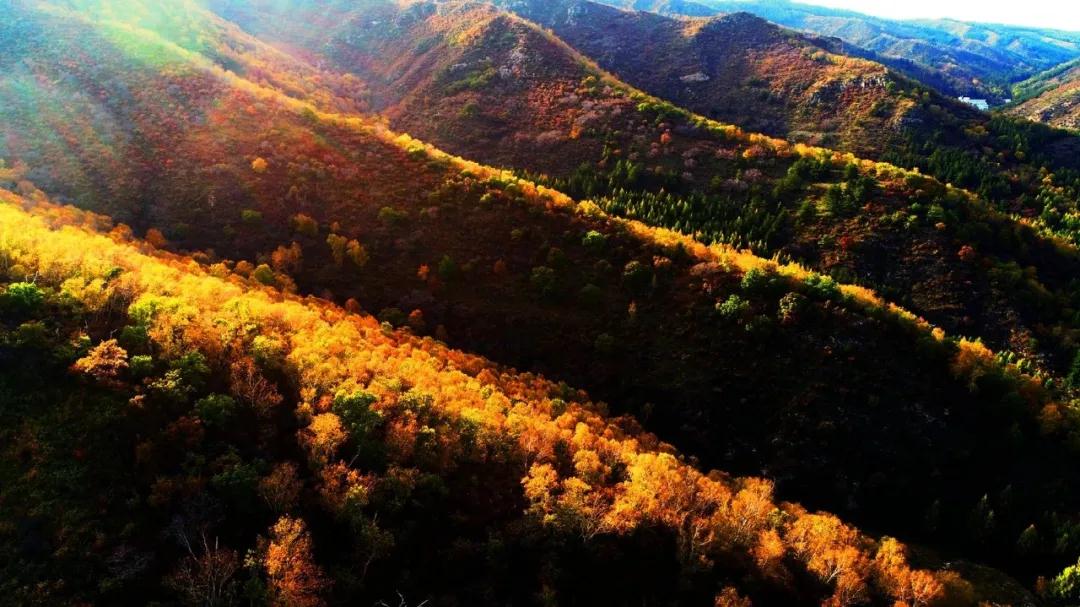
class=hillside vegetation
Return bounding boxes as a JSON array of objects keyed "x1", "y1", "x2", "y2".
[
  {"x1": 1008, "y1": 60, "x2": 1080, "y2": 130},
  {"x1": 202, "y1": 0, "x2": 1080, "y2": 376},
  {"x1": 5, "y1": 0, "x2": 1080, "y2": 601},
  {"x1": 1, "y1": 189, "x2": 987, "y2": 605}
]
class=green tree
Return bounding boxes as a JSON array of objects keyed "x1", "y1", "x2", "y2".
[
  {"x1": 197, "y1": 394, "x2": 240, "y2": 428},
  {"x1": 1, "y1": 282, "x2": 44, "y2": 315}
]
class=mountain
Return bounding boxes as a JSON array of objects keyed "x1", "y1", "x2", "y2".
[
  {"x1": 5, "y1": 0, "x2": 1080, "y2": 602},
  {"x1": 202, "y1": 0, "x2": 1080, "y2": 374},
  {"x1": 208, "y1": 1, "x2": 1080, "y2": 244},
  {"x1": 693, "y1": 0, "x2": 1080, "y2": 103},
  {"x1": 486, "y1": 0, "x2": 1080, "y2": 102},
  {"x1": 1008, "y1": 59, "x2": 1080, "y2": 129},
  {"x1": 462, "y1": 1, "x2": 1080, "y2": 283}
]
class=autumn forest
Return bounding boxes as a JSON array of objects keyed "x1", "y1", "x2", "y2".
[{"x1": 6, "y1": 0, "x2": 1080, "y2": 605}]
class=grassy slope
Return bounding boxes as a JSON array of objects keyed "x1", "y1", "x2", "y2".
[{"x1": 3, "y1": 0, "x2": 1080, "y2": 583}]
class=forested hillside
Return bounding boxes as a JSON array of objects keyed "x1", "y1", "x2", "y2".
[
  {"x1": 197, "y1": 0, "x2": 1080, "y2": 376},
  {"x1": 6, "y1": 0, "x2": 1080, "y2": 604},
  {"x1": 4, "y1": 189, "x2": 988, "y2": 605}
]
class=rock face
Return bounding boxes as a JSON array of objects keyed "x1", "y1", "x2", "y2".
[
  {"x1": 680, "y1": 71, "x2": 710, "y2": 83},
  {"x1": 807, "y1": 74, "x2": 892, "y2": 106}
]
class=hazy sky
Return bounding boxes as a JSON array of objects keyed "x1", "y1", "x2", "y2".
[{"x1": 798, "y1": 0, "x2": 1080, "y2": 31}]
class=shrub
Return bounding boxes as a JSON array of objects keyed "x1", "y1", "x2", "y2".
[
  {"x1": 252, "y1": 264, "x2": 277, "y2": 286},
  {"x1": 1066, "y1": 350, "x2": 1080, "y2": 389},
  {"x1": 118, "y1": 324, "x2": 150, "y2": 350},
  {"x1": 437, "y1": 255, "x2": 460, "y2": 282},
  {"x1": 332, "y1": 390, "x2": 383, "y2": 462},
  {"x1": 777, "y1": 292, "x2": 808, "y2": 325},
  {"x1": 171, "y1": 351, "x2": 211, "y2": 393},
  {"x1": 327, "y1": 233, "x2": 348, "y2": 266},
  {"x1": 129, "y1": 354, "x2": 155, "y2": 379},
  {"x1": 716, "y1": 295, "x2": 751, "y2": 321},
  {"x1": 252, "y1": 335, "x2": 286, "y2": 369},
  {"x1": 460, "y1": 102, "x2": 479, "y2": 118},
  {"x1": 594, "y1": 333, "x2": 616, "y2": 354},
  {"x1": 578, "y1": 284, "x2": 603, "y2": 308},
  {"x1": 546, "y1": 247, "x2": 569, "y2": 269},
  {"x1": 378, "y1": 307, "x2": 408, "y2": 327},
  {"x1": 378, "y1": 206, "x2": 408, "y2": 226},
  {"x1": 241, "y1": 209, "x2": 263, "y2": 224},
  {"x1": 530, "y1": 266, "x2": 559, "y2": 299},
  {"x1": 290, "y1": 213, "x2": 319, "y2": 237},
  {"x1": 72, "y1": 339, "x2": 129, "y2": 384},
  {"x1": 347, "y1": 240, "x2": 369, "y2": 268},
  {"x1": 803, "y1": 274, "x2": 841, "y2": 301},
  {"x1": 14, "y1": 321, "x2": 48, "y2": 348},
  {"x1": 582, "y1": 230, "x2": 607, "y2": 253},
  {"x1": 740, "y1": 266, "x2": 784, "y2": 296}
]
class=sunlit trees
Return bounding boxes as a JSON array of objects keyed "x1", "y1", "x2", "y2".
[
  {"x1": 260, "y1": 517, "x2": 329, "y2": 607},
  {"x1": 724, "y1": 478, "x2": 775, "y2": 547},
  {"x1": 1046, "y1": 557, "x2": 1080, "y2": 604},
  {"x1": 301, "y1": 413, "x2": 347, "y2": 465},
  {"x1": 271, "y1": 242, "x2": 303, "y2": 274},
  {"x1": 786, "y1": 513, "x2": 871, "y2": 607},
  {"x1": 0, "y1": 195, "x2": 971, "y2": 605},
  {"x1": 713, "y1": 587, "x2": 752, "y2": 607},
  {"x1": 326, "y1": 234, "x2": 367, "y2": 268},
  {"x1": 72, "y1": 339, "x2": 129, "y2": 386},
  {"x1": 873, "y1": 537, "x2": 944, "y2": 606}
]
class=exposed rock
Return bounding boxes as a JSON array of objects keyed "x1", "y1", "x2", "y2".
[{"x1": 680, "y1": 71, "x2": 710, "y2": 83}]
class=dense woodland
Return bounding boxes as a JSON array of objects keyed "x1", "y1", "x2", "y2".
[
  {"x1": 7, "y1": 0, "x2": 1080, "y2": 605},
  {"x1": 1, "y1": 190, "x2": 982, "y2": 606}
]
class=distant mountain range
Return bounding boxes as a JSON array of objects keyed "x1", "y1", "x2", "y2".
[{"x1": 585, "y1": 0, "x2": 1080, "y2": 104}]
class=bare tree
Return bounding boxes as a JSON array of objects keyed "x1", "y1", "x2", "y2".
[{"x1": 168, "y1": 530, "x2": 240, "y2": 607}]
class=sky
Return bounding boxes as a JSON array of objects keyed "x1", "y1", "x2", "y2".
[{"x1": 797, "y1": 0, "x2": 1080, "y2": 31}]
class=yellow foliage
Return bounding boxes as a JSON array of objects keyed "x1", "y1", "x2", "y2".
[{"x1": 0, "y1": 194, "x2": 962, "y2": 602}]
